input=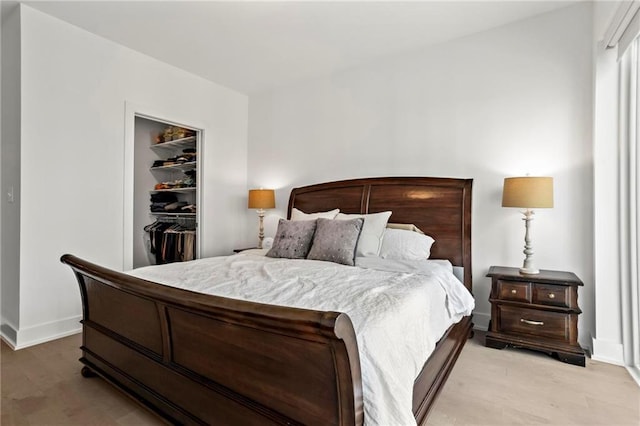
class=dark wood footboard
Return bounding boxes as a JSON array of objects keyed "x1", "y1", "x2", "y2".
[
  {"x1": 413, "y1": 315, "x2": 473, "y2": 424},
  {"x1": 62, "y1": 254, "x2": 363, "y2": 425}
]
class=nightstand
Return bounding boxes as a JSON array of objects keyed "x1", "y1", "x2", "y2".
[
  {"x1": 485, "y1": 266, "x2": 585, "y2": 367},
  {"x1": 233, "y1": 247, "x2": 258, "y2": 253}
]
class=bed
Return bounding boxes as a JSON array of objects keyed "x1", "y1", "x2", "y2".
[{"x1": 61, "y1": 176, "x2": 473, "y2": 425}]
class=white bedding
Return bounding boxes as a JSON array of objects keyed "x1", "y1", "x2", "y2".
[{"x1": 129, "y1": 252, "x2": 475, "y2": 426}]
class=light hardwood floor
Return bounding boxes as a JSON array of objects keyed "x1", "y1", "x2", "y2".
[{"x1": 2, "y1": 331, "x2": 638, "y2": 425}]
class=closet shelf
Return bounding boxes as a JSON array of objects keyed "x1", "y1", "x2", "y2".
[
  {"x1": 150, "y1": 136, "x2": 196, "y2": 153},
  {"x1": 150, "y1": 162, "x2": 196, "y2": 172},
  {"x1": 150, "y1": 187, "x2": 196, "y2": 194},
  {"x1": 150, "y1": 212, "x2": 196, "y2": 217}
]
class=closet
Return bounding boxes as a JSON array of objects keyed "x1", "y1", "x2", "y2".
[{"x1": 133, "y1": 116, "x2": 201, "y2": 268}]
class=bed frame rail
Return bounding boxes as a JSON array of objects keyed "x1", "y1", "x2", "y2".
[{"x1": 62, "y1": 254, "x2": 363, "y2": 426}]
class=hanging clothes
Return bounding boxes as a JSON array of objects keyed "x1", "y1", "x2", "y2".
[{"x1": 144, "y1": 219, "x2": 196, "y2": 264}]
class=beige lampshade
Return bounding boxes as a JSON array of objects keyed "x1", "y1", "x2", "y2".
[
  {"x1": 502, "y1": 177, "x2": 554, "y2": 208},
  {"x1": 248, "y1": 189, "x2": 275, "y2": 209}
]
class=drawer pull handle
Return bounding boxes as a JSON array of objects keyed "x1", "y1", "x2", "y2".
[
  {"x1": 511, "y1": 289, "x2": 517, "y2": 294},
  {"x1": 520, "y1": 318, "x2": 544, "y2": 326},
  {"x1": 548, "y1": 293, "x2": 556, "y2": 299}
]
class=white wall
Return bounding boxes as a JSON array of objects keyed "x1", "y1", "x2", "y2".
[
  {"x1": 2, "y1": 4, "x2": 248, "y2": 348},
  {"x1": 248, "y1": 3, "x2": 595, "y2": 347},
  {"x1": 1, "y1": 2, "x2": 21, "y2": 343}
]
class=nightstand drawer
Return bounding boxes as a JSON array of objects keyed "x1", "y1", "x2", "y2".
[
  {"x1": 498, "y1": 306, "x2": 569, "y2": 341},
  {"x1": 533, "y1": 284, "x2": 570, "y2": 308},
  {"x1": 497, "y1": 279, "x2": 531, "y2": 303}
]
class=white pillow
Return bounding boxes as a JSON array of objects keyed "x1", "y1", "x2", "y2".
[
  {"x1": 262, "y1": 237, "x2": 274, "y2": 249},
  {"x1": 263, "y1": 214, "x2": 284, "y2": 239},
  {"x1": 379, "y1": 228, "x2": 435, "y2": 260},
  {"x1": 291, "y1": 207, "x2": 340, "y2": 220},
  {"x1": 336, "y1": 211, "x2": 392, "y2": 257}
]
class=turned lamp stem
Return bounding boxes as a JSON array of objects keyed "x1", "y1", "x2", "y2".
[
  {"x1": 257, "y1": 209, "x2": 266, "y2": 249},
  {"x1": 520, "y1": 208, "x2": 538, "y2": 274}
]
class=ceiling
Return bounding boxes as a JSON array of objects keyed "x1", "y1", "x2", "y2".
[{"x1": 25, "y1": 1, "x2": 578, "y2": 94}]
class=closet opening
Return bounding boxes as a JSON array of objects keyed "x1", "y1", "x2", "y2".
[{"x1": 132, "y1": 114, "x2": 202, "y2": 269}]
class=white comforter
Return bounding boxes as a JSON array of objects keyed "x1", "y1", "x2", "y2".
[{"x1": 129, "y1": 251, "x2": 475, "y2": 426}]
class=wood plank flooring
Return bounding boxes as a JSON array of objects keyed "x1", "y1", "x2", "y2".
[
  {"x1": 429, "y1": 332, "x2": 640, "y2": 425},
  {"x1": 2, "y1": 331, "x2": 638, "y2": 425}
]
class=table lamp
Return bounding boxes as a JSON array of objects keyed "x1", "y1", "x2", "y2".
[
  {"x1": 248, "y1": 189, "x2": 275, "y2": 249},
  {"x1": 502, "y1": 176, "x2": 554, "y2": 274}
]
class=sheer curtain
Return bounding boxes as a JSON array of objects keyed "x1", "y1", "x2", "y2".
[{"x1": 619, "y1": 36, "x2": 640, "y2": 383}]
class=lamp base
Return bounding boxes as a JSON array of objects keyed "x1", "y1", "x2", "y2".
[
  {"x1": 519, "y1": 209, "x2": 539, "y2": 275},
  {"x1": 256, "y1": 209, "x2": 265, "y2": 250}
]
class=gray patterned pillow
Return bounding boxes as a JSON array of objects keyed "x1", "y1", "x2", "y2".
[
  {"x1": 306, "y1": 218, "x2": 364, "y2": 266},
  {"x1": 266, "y1": 219, "x2": 317, "y2": 259}
]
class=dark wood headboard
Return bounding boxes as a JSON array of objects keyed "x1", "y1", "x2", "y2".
[{"x1": 287, "y1": 177, "x2": 473, "y2": 291}]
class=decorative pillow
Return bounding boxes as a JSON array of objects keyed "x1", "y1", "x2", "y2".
[
  {"x1": 386, "y1": 223, "x2": 425, "y2": 235},
  {"x1": 262, "y1": 237, "x2": 274, "y2": 249},
  {"x1": 335, "y1": 211, "x2": 392, "y2": 257},
  {"x1": 291, "y1": 207, "x2": 340, "y2": 221},
  {"x1": 379, "y1": 228, "x2": 435, "y2": 260},
  {"x1": 306, "y1": 218, "x2": 364, "y2": 266},
  {"x1": 266, "y1": 219, "x2": 317, "y2": 259}
]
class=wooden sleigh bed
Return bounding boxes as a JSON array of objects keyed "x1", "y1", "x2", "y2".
[{"x1": 61, "y1": 176, "x2": 473, "y2": 425}]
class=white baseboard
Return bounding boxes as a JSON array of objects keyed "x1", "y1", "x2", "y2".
[
  {"x1": 1, "y1": 316, "x2": 82, "y2": 350},
  {"x1": 0, "y1": 322, "x2": 18, "y2": 348},
  {"x1": 626, "y1": 366, "x2": 640, "y2": 387},
  {"x1": 591, "y1": 336, "x2": 625, "y2": 365},
  {"x1": 472, "y1": 311, "x2": 490, "y2": 331},
  {"x1": 579, "y1": 331, "x2": 593, "y2": 357}
]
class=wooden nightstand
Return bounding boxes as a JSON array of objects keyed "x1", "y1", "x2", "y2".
[
  {"x1": 485, "y1": 266, "x2": 585, "y2": 367},
  {"x1": 233, "y1": 247, "x2": 258, "y2": 253}
]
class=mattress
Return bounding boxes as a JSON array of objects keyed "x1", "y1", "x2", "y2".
[{"x1": 129, "y1": 252, "x2": 475, "y2": 426}]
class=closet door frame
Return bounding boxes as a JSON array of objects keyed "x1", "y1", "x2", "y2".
[{"x1": 123, "y1": 101, "x2": 204, "y2": 270}]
